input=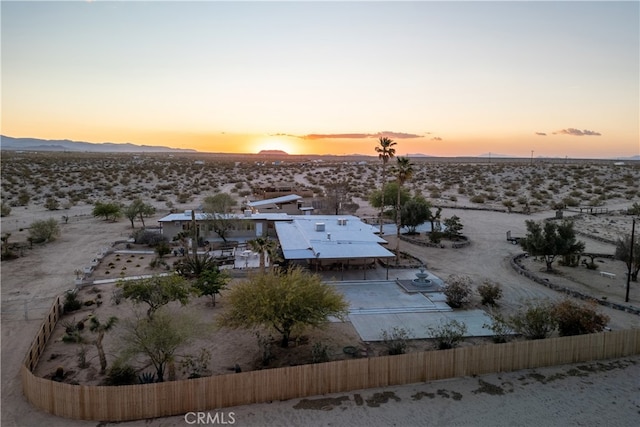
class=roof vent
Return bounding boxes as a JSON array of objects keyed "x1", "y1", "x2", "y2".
[
  {"x1": 184, "y1": 210, "x2": 192, "y2": 217},
  {"x1": 315, "y1": 222, "x2": 325, "y2": 232},
  {"x1": 337, "y1": 218, "x2": 348, "y2": 226},
  {"x1": 244, "y1": 209, "x2": 252, "y2": 217}
]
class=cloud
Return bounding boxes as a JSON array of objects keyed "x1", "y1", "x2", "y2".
[
  {"x1": 297, "y1": 131, "x2": 423, "y2": 140},
  {"x1": 372, "y1": 131, "x2": 422, "y2": 139},
  {"x1": 300, "y1": 133, "x2": 370, "y2": 140},
  {"x1": 535, "y1": 132, "x2": 547, "y2": 136},
  {"x1": 431, "y1": 137, "x2": 443, "y2": 141},
  {"x1": 553, "y1": 128, "x2": 602, "y2": 136}
]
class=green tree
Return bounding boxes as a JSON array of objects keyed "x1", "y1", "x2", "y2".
[
  {"x1": 203, "y1": 193, "x2": 239, "y2": 243},
  {"x1": 89, "y1": 315, "x2": 118, "y2": 374},
  {"x1": 393, "y1": 157, "x2": 414, "y2": 264},
  {"x1": 218, "y1": 267, "x2": 349, "y2": 348},
  {"x1": 92, "y1": 201, "x2": 122, "y2": 222},
  {"x1": 118, "y1": 275, "x2": 193, "y2": 319},
  {"x1": 368, "y1": 182, "x2": 411, "y2": 220},
  {"x1": 248, "y1": 237, "x2": 278, "y2": 273},
  {"x1": 28, "y1": 218, "x2": 61, "y2": 243},
  {"x1": 400, "y1": 196, "x2": 431, "y2": 234},
  {"x1": 375, "y1": 137, "x2": 396, "y2": 234},
  {"x1": 120, "y1": 309, "x2": 204, "y2": 382},
  {"x1": 192, "y1": 267, "x2": 230, "y2": 307},
  {"x1": 123, "y1": 199, "x2": 156, "y2": 229},
  {"x1": 520, "y1": 220, "x2": 585, "y2": 271},
  {"x1": 614, "y1": 236, "x2": 640, "y2": 282},
  {"x1": 442, "y1": 215, "x2": 464, "y2": 239}
]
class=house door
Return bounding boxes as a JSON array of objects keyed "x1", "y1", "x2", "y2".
[{"x1": 256, "y1": 222, "x2": 263, "y2": 237}]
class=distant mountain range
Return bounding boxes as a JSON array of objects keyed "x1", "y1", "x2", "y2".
[{"x1": 0, "y1": 135, "x2": 196, "y2": 153}]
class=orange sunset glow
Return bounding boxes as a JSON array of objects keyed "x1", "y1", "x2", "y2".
[{"x1": 2, "y1": 2, "x2": 638, "y2": 158}]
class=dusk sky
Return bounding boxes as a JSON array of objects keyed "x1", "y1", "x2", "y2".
[{"x1": 2, "y1": 1, "x2": 639, "y2": 158}]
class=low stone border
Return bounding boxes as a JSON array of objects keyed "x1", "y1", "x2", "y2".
[
  {"x1": 510, "y1": 253, "x2": 640, "y2": 315},
  {"x1": 400, "y1": 234, "x2": 470, "y2": 249}
]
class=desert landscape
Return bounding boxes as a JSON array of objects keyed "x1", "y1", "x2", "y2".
[{"x1": 1, "y1": 152, "x2": 640, "y2": 426}]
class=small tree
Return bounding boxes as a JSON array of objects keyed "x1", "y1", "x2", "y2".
[
  {"x1": 507, "y1": 300, "x2": 556, "y2": 340},
  {"x1": 401, "y1": 196, "x2": 431, "y2": 234},
  {"x1": 614, "y1": 236, "x2": 640, "y2": 282},
  {"x1": 380, "y1": 326, "x2": 413, "y2": 355},
  {"x1": 203, "y1": 193, "x2": 239, "y2": 243},
  {"x1": 192, "y1": 267, "x2": 230, "y2": 307},
  {"x1": 248, "y1": 237, "x2": 277, "y2": 273},
  {"x1": 28, "y1": 218, "x2": 61, "y2": 243},
  {"x1": 520, "y1": 220, "x2": 585, "y2": 271},
  {"x1": 442, "y1": 215, "x2": 464, "y2": 239},
  {"x1": 552, "y1": 299, "x2": 609, "y2": 336},
  {"x1": 443, "y1": 274, "x2": 472, "y2": 308},
  {"x1": 427, "y1": 319, "x2": 467, "y2": 349},
  {"x1": 118, "y1": 275, "x2": 193, "y2": 319},
  {"x1": 92, "y1": 202, "x2": 122, "y2": 222},
  {"x1": 89, "y1": 315, "x2": 118, "y2": 374},
  {"x1": 477, "y1": 280, "x2": 503, "y2": 306},
  {"x1": 218, "y1": 267, "x2": 349, "y2": 348},
  {"x1": 120, "y1": 309, "x2": 204, "y2": 382}
]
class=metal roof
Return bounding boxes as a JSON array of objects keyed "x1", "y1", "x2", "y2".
[
  {"x1": 247, "y1": 194, "x2": 302, "y2": 207},
  {"x1": 275, "y1": 215, "x2": 394, "y2": 260}
]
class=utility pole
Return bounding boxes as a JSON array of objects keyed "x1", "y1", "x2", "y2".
[
  {"x1": 625, "y1": 218, "x2": 635, "y2": 303},
  {"x1": 530, "y1": 150, "x2": 534, "y2": 165}
]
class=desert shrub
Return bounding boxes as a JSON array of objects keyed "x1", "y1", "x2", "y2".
[
  {"x1": 628, "y1": 202, "x2": 640, "y2": 216},
  {"x1": 53, "y1": 366, "x2": 64, "y2": 381},
  {"x1": 44, "y1": 197, "x2": 60, "y2": 211},
  {"x1": 443, "y1": 274, "x2": 472, "y2": 308},
  {"x1": 562, "y1": 196, "x2": 579, "y2": 207},
  {"x1": 180, "y1": 348, "x2": 212, "y2": 378},
  {"x1": 1, "y1": 201, "x2": 11, "y2": 217},
  {"x1": 133, "y1": 229, "x2": 167, "y2": 246},
  {"x1": 427, "y1": 319, "x2": 467, "y2": 349},
  {"x1": 477, "y1": 280, "x2": 503, "y2": 306},
  {"x1": 551, "y1": 299, "x2": 609, "y2": 337},
  {"x1": 155, "y1": 242, "x2": 171, "y2": 258},
  {"x1": 380, "y1": 327, "x2": 413, "y2": 355},
  {"x1": 63, "y1": 290, "x2": 82, "y2": 313},
  {"x1": 507, "y1": 300, "x2": 556, "y2": 340},
  {"x1": 106, "y1": 360, "x2": 138, "y2": 386},
  {"x1": 311, "y1": 342, "x2": 330, "y2": 363},
  {"x1": 429, "y1": 230, "x2": 443, "y2": 244},
  {"x1": 469, "y1": 194, "x2": 485, "y2": 204},
  {"x1": 482, "y1": 312, "x2": 514, "y2": 343},
  {"x1": 28, "y1": 218, "x2": 61, "y2": 243}
]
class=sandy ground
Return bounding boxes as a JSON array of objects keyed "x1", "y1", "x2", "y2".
[{"x1": 2, "y1": 200, "x2": 640, "y2": 426}]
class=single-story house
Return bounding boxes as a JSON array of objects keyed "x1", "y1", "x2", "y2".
[{"x1": 157, "y1": 210, "x2": 394, "y2": 268}]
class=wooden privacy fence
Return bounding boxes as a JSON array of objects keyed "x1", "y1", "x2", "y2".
[{"x1": 22, "y1": 297, "x2": 640, "y2": 422}]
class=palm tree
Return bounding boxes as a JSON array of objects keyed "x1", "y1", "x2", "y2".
[
  {"x1": 89, "y1": 315, "x2": 118, "y2": 373},
  {"x1": 393, "y1": 157, "x2": 414, "y2": 264},
  {"x1": 249, "y1": 237, "x2": 277, "y2": 273},
  {"x1": 375, "y1": 137, "x2": 397, "y2": 234}
]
